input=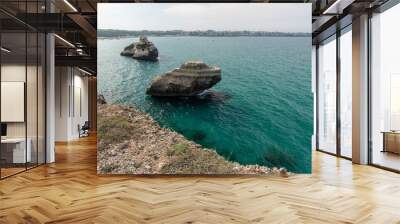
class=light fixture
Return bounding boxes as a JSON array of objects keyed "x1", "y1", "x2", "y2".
[
  {"x1": 75, "y1": 42, "x2": 86, "y2": 48},
  {"x1": 54, "y1": 34, "x2": 75, "y2": 48},
  {"x1": 78, "y1": 67, "x2": 92, "y2": 76},
  {"x1": 63, "y1": 0, "x2": 78, "y2": 12},
  {"x1": 76, "y1": 48, "x2": 87, "y2": 56},
  {"x1": 1, "y1": 47, "x2": 11, "y2": 53}
]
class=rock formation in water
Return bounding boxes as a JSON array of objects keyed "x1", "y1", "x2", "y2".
[
  {"x1": 97, "y1": 94, "x2": 107, "y2": 104},
  {"x1": 146, "y1": 61, "x2": 221, "y2": 97},
  {"x1": 120, "y1": 36, "x2": 158, "y2": 61}
]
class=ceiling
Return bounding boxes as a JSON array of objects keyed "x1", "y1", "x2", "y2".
[
  {"x1": 0, "y1": 0, "x2": 97, "y2": 74},
  {"x1": 1, "y1": 0, "x2": 396, "y2": 74},
  {"x1": 311, "y1": 0, "x2": 392, "y2": 44}
]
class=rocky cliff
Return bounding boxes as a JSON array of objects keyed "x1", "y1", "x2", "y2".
[{"x1": 97, "y1": 101, "x2": 288, "y2": 176}]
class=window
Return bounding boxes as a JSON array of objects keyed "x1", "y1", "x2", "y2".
[
  {"x1": 339, "y1": 27, "x2": 352, "y2": 158},
  {"x1": 317, "y1": 35, "x2": 337, "y2": 154},
  {"x1": 370, "y1": 3, "x2": 400, "y2": 171},
  {"x1": 390, "y1": 74, "x2": 400, "y2": 130}
]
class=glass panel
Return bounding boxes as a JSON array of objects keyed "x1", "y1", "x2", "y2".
[
  {"x1": 27, "y1": 31, "x2": 38, "y2": 169},
  {"x1": 340, "y1": 28, "x2": 352, "y2": 158},
  {"x1": 371, "y1": 4, "x2": 400, "y2": 171},
  {"x1": 38, "y1": 33, "x2": 45, "y2": 165},
  {"x1": 318, "y1": 36, "x2": 337, "y2": 154},
  {"x1": 1, "y1": 31, "x2": 27, "y2": 177},
  {"x1": 26, "y1": 0, "x2": 38, "y2": 169},
  {"x1": 0, "y1": 1, "x2": 46, "y2": 178}
]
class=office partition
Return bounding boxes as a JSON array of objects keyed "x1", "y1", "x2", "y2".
[{"x1": 0, "y1": 1, "x2": 47, "y2": 179}]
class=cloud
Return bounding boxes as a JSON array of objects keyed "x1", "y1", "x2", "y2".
[
  {"x1": 98, "y1": 3, "x2": 311, "y2": 33},
  {"x1": 163, "y1": 4, "x2": 208, "y2": 16}
]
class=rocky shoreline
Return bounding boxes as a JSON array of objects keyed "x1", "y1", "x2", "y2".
[{"x1": 97, "y1": 99, "x2": 289, "y2": 176}]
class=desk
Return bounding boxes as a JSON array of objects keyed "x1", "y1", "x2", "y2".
[
  {"x1": 382, "y1": 131, "x2": 400, "y2": 154},
  {"x1": 1, "y1": 138, "x2": 31, "y2": 163}
]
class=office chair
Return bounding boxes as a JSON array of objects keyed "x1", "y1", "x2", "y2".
[{"x1": 79, "y1": 121, "x2": 90, "y2": 138}]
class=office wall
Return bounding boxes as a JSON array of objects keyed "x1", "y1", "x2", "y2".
[
  {"x1": 1, "y1": 65, "x2": 40, "y2": 139},
  {"x1": 55, "y1": 66, "x2": 89, "y2": 141},
  {"x1": 72, "y1": 71, "x2": 89, "y2": 138},
  {"x1": 55, "y1": 66, "x2": 69, "y2": 141}
]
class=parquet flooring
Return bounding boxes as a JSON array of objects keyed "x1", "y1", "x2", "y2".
[
  {"x1": 0, "y1": 167, "x2": 26, "y2": 178},
  {"x1": 1, "y1": 135, "x2": 400, "y2": 223}
]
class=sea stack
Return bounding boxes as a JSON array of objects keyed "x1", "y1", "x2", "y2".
[
  {"x1": 146, "y1": 61, "x2": 221, "y2": 97},
  {"x1": 120, "y1": 36, "x2": 158, "y2": 61},
  {"x1": 97, "y1": 94, "x2": 107, "y2": 104}
]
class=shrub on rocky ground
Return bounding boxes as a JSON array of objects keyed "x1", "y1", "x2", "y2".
[
  {"x1": 167, "y1": 143, "x2": 188, "y2": 156},
  {"x1": 98, "y1": 111, "x2": 142, "y2": 146}
]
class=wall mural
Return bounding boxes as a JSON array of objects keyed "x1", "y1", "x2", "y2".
[{"x1": 97, "y1": 3, "x2": 312, "y2": 175}]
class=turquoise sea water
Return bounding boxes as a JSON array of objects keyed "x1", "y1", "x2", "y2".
[{"x1": 98, "y1": 36, "x2": 312, "y2": 173}]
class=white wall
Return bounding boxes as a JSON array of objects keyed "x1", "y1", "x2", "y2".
[
  {"x1": 1, "y1": 82, "x2": 25, "y2": 122},
  {"x1": 71, "y1": 72, "x2": 89, "y2": 138},
  {"x1": 1, "y1": 65, "x2": 39, "y2": 138},
  {"x1": 1, "y1": 65, "x2": 26, "y2": 138},
  {"x1": 55, "y1": 67, "x2": 89, "y2": 141},
  {"x1": 55, "y1": 66, "x2": 69, "y2": 141},
  {"x1": 1, "y1": 63, "x2": 46, "y2": 164}
]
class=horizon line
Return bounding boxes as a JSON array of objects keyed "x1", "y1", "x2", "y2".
[{"x1": 98, "y1": 29, "x2": 310, "y2": 34}]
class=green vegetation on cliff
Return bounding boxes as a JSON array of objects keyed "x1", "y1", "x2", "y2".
[{"x1": 97, "y1": 103, "x2": 288, "y2": 176}]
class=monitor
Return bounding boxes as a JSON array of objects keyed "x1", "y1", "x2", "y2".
[{"x1": 1, "y1": 123, "x2": 7, "y2": 137}]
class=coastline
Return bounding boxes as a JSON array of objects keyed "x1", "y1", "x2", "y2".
[
  {"x1": 97, "y1": 35, "x2": 310, "y2": 40},
  {"x1": 97, "y1": 29, "x2": 311, "y2": 39},
  {"x1": 97, "y1": 102, "x2": 289, "y2": 176}
]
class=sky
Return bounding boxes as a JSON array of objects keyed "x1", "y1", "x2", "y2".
[{"x1": 98, "y1": 3, "x2": 311, "y2": 33}]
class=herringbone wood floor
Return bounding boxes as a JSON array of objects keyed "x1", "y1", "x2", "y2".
[{"x1": 1, "y1": 135, "x2": 400, "y2": 224}]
